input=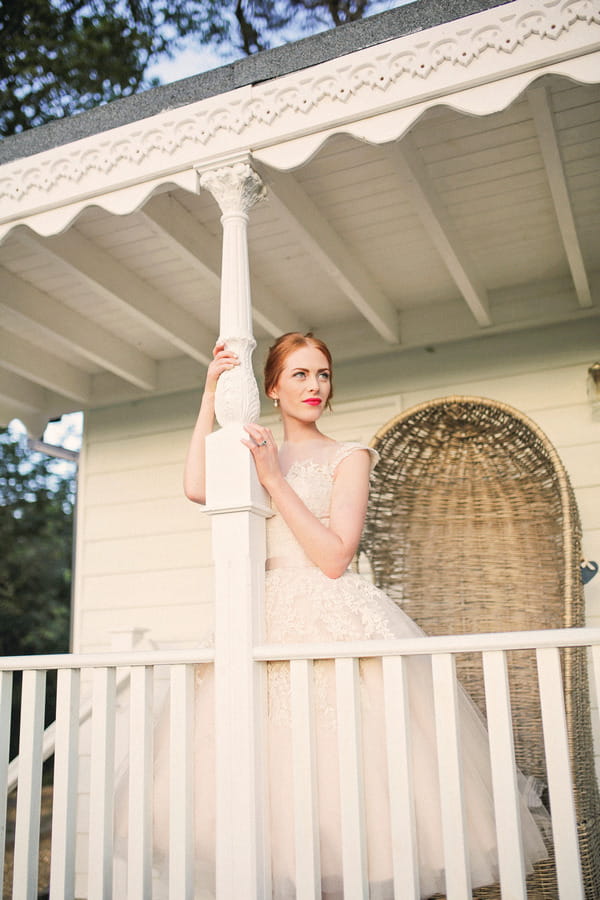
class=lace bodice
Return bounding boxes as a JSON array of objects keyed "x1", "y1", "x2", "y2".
[{"x1": 266, "y1": 441, "x2": 378, "y2": 569}]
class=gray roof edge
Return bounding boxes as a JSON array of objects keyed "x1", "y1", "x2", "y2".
[{"x1": 0, "y1": 0, "x2": 514, "y2": 165}]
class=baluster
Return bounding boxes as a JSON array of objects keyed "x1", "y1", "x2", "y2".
[
  {"x1": 482, "y1": 650, "x2": 527, "y2": 898},
  {"x1": 335, "y1": 657, "x2": 368, "y2": 899},
  {"x1": 13, "y1": 669, "x2": 46, "y2": 900},
  {"x1": 382, "y1": 655, "x2": 419, "y2": 900},
  {"x1": 0, "y1": 671, "x2": 13, "y2": 891},
  {"x1": 169, "y1": 664, "x2": 194, "y2": 899},
  {"x1": 431, "y1": 653, "x2": 471, "y2": 900},
  {"x1": 536, "y1": 646, "x2": 584, "y2": 898},
  {"x1": 88, "y1": 667, "x2": 116, "y2": 900},
  {"x1": 128, "y1": 665, "x2": 154, "y2": 898},
  {"x1": 49, "y1": 668, "x2": 81, "y2": 900},
  {"x1": 290, "y1": 658, "x2": 321, "y2": 898}
]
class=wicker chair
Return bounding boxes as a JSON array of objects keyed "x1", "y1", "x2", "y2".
[{"x1": 360, "y1": 396, "x2": 600, "y2": 899}]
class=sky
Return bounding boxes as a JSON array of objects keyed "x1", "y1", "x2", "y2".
[{"x1": 146, "y1": 0, "x2": 414, "y2": 84}]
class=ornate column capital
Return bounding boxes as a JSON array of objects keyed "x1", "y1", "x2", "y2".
[{"x1": 199, "y1": 161, "x2": 267, "y2": 219}]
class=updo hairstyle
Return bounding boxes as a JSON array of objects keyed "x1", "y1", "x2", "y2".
[{"x1": 264, "y1": 332, "x2": 334, "y2": 405}]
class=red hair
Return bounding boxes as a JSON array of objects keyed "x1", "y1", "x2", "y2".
[{"x1": 264, "y1": 332, "x2": 334, "y2": 403}]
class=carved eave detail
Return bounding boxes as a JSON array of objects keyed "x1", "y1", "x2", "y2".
[{"x1": 0, "y1": 0, "x2": 599, "y2": 238}]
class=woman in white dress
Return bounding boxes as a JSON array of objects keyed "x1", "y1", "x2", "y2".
[{"x1": 183, "y1": 332, "x2": 549, "y2": 899}]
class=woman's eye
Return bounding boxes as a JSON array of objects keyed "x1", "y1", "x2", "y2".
[
  {"x1": 319, "y1": 372, "x2": 330, "y2": 380},
  {"x1": 293, "y1": 371, "x2": 305, "y2": 378}
]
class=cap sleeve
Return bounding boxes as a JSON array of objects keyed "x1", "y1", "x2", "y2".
[{"x1": 332, "y1": 442, "x2": 379, "y2": 474}]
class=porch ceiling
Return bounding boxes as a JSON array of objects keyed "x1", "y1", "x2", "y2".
[{"x1": 0, "y1": 72, "x2": 598, "y2": 433}]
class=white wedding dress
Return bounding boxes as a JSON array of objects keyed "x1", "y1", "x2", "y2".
[{"x1": 115, "y1": 441, "x2": 549, "y2": 899}]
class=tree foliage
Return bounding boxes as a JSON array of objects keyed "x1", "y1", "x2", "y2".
[
  {"x1": 1, "y1": 0, "x2": 389, "y2": 137},
  {"x1": 0, "y1": 428, "x2": 75, "y2": 656},
  {"x1": 0, "y1": 0, "x2": 191, "y2": 137}
]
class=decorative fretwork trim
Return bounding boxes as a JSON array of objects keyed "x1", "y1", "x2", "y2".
[{"x1": 0, "y1": 0, "x2": 598, "y2": 228}]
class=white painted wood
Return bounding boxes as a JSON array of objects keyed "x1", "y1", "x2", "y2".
[
  {"x1": 536, "y1": 647, "x2": 584, "y2": 899},
  {"x1": 481, "y1": 650, "x2": 527, "y2": 899},
  {"x1": 335, "y1": 657, "x2": 368, "y2": 900},
  {"x1": 290, "y1": 658, "x2": 321, "y2": 898},
  {"x1": 200, "y1": 161, "x2": 266, "y2": 427},
  {"x1": 12, "y1": 669, "x2": 46, "y2": 900},
  {"x1": 200, "y1": 160, "x2": 273, "y2": 900},
  {"x1": 382, "y1": 655, "x2": 420, "y2": 900},
  {"x1": 128, "y1": 666, "x2": 154, "y2": 899},
  {"x1": 141, "y1": 193, "x2": 306, "y2": 338},
  {"x1": 0, "y1": 267, "x2": 157, "y2": 390},
  {"x1": 84, "y1": 427, "x2": 191, "y2": 471},
  {"x1": 49, "y1": 668, "x2": 81, "y2": 900},
  {"x1": 82, "y1": 531, "x2": 212, "y2": 575},
  {"x1": 528, "y1": 85, "x2": 592, "y2": 308},
  {"x1": 84, "y1": 460, "x2": 183, "y2": 505},
  {"x1": 256, "y1": 164, "x2": 400, "y2": 344},
  {"x1": 169, "y1": 664, "x2": 194, "y2": 900},
  {"x1": 386, "y1": 137, "x2": 491, "y2": 327},
  {"x1": 139, "y1": 194, "x2": 221, "y2": 289},
  {"x1": 0, "y1": 328, "x2": 90, "y2": 402},
  {"x1": 2, "y1": 627, "x2": 600, "y2": 675},
  {"x1": 0, "y1": 367, "x2": 50, "y2": 413},
  {"x1": 20, "y1": 230, "x2": 214, "y2": 364},
  {"x1": 84, "y1": 495, "x2": 203, "y2": 541},
  {"x1": 253, "y1": 628, "x2": 600, "y2": 663},
  {"x1": 0, "y1": 671, "x2": 13, "y2": 891},
  {"x1": 87, "y1": 667, "x2": 116, "y2": 900},
  {"x1": 209, "y1": 501, "x2": 271, "y2": 900},
  {"x1": 430, "y1": 653, "x2": 471, "y2": 900}
]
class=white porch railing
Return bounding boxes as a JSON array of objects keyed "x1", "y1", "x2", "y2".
[{"x1": 1, "y1": 627, "x2": 600, "y2": 899}]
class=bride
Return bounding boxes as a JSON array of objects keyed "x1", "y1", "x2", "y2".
[{"x1": 180, "y1": 332, "x2": 549, "y2": 899}]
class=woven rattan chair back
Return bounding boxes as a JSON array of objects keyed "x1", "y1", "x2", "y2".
[{"x1": 360, "y1": 396, "x2": 600, "y2": 899}]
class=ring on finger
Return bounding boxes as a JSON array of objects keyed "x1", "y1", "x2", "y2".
[{"x1": 258, "y1": 439, "x2": 268, "y2": 446}]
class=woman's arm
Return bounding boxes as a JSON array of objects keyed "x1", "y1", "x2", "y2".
[
  {"x1": 183, "y1": 342, "x2": 239, "y2": 504},
  {"x1": 243, "y1": 426, "x2": 371, "y2": 578}
]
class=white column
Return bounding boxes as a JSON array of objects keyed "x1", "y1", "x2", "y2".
[{"x1": 199, "y1": 160, "x2": 272, "y2": 900}]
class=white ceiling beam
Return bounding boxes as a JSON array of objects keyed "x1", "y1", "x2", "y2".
[
  {"x1": 385, "y1": 136, "x2": 492, "y2": 328},
  {"x1": 0, "y1": 268, "x2": 157, "y2": 391},
  {"x1": 18, "y1": 229, "x2": 214, "y2": 365},
  {"x1": 527, "y1": 85, "x2": 592, "y2": 308},
  {"x1": 0, "y1": 330, "x2": 91, "y2": 402},
  {"x1": 140, "y1": 193, "x2": 308, "y2": 337},
  {"x1": 0, "y1": 368, "x2": 49, "y2": 413},
  {"x1": 139, "y1": 194, "x2": 221, "y2": 288},
  {"x1": 255, "y1": 164, "x2": 400, "y2": 344}
]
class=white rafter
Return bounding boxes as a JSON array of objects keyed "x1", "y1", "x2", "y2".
[
  {"x1": 527, "y1": 84, "x2": 592, "y2": 308},
  {"x1": 17, "y1": 229, "x2": 214, "y2": 364},
  {"x1": 255, "y1": 163, "x2": 400, "y2": 344},
  {"x1": 0, "y1": 369, "x2": 49, "y2": 413},
  {"x1": 140, "y1": 193, "x2": 307, "y2": 338},
  {"x1": 385, "y1": 136, "x2": 492, "y2": 328},
  {"x1": 0, "y1": 268, "x2": 157, "y2": 391},
  {"x1": 0, "y1": 330, "x2": 91, "y2": 402}
]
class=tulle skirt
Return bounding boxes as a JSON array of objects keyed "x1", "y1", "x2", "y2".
[{"x1": 114, "y1": 567, "x2": 549, "y2": 898}]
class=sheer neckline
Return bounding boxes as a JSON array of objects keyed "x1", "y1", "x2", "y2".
[
  {"x1": 282, "y1": 456, "x2": 332, "y2": 479},
  {"x1": 278, "y1": 439, "x2": 339, "y2": 479},
  {"x1": 280, "y1": 441, "x2": 372, "y2": 479}
]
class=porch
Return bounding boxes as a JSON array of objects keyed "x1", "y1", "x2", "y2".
[{"x1": 2, "y1": 626, "x2": 600, "y2": 899}]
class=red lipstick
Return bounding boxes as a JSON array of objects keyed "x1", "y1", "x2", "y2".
[{"x1": 303, "y1": 398, "x2": 322, "y2": 406}]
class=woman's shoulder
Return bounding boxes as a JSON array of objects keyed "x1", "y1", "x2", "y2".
[{"x1": 330, "y1": 441, "x2": 379, "y2": 472}]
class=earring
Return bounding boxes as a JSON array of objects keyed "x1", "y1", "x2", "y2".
[{"x1": 273, "y1": 398, "x2": 279, "y2": 408}]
